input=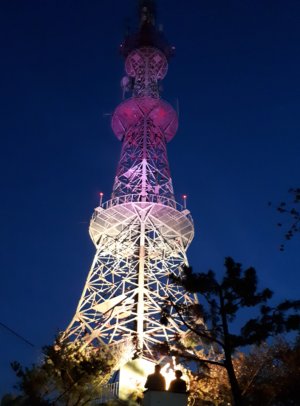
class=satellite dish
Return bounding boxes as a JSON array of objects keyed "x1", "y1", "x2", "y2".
[{"x1": 121, "y1": 76, "x2": 133, "y2": 98}]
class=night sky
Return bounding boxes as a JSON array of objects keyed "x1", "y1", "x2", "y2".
[{"x1": 1, "y1": 0, "x2": 300, "y2": 395}]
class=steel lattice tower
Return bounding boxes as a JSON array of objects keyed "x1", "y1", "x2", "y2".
[{"x1": 64, "y1": 1, "x2": 197, "y2": 360}]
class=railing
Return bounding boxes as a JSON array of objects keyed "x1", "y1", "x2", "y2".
[
  {"x1": 101, "y1": 194, "x2": 184, "y2": 211},
  {"x1": 92, "y1": 194, "x2": 193, "y2": 225},
  {"x1": 93, "y1": 382, "x2": 119, "y2": 404}
]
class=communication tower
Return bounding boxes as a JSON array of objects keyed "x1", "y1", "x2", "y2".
[{"x1": 64, "y1": 0, "x2": 197, "y2": 362}]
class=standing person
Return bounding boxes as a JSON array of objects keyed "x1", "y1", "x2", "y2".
[
  {"x1": 169, "y1": 370, "x2": 187, "y2": 393},
  {"x1": 144, "y1": 364, "x2": 166, "y2": 391}
]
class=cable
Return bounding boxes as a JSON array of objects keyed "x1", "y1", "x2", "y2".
[{"x1": 0, "y1": 320, "x2": 36, "y2": 348}]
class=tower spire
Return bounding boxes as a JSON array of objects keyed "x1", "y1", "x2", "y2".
[
  {"x1": 120, "y1": 0, "x2": 174, "y2": 59},
  {"x1": 138, "y1": 0, "x2": 156, "y2": 27}
]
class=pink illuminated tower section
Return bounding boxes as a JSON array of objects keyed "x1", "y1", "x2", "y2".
[{"x1": 64, "y1": 1, "x2": 197, "y2": 361}]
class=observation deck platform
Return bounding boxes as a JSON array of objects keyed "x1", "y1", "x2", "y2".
[{"x1": 89, "y1": 194, "x2": 194, "y2": 251}]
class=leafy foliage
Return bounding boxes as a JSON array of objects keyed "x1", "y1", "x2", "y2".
[
  {"x1": 270, "y1": 187, "x2": 300, "y2": 251},
  {"x1": 239, "y1": 337, "x2": 300, "y2": 405},
  {"x1": 2, "y1": 337, "x2": 120, "y2": 406},
  {"x1": 188, "y1": 337, "x2": 300, "y2": 406}
]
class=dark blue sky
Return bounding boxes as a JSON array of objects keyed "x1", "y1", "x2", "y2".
[{"x1": 0, "y1": 0, "x2": 300, "y2": 395}]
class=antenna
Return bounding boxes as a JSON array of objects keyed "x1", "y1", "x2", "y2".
[{"x1": 138, "y1": 0, "x2": 157, "y2": 26}]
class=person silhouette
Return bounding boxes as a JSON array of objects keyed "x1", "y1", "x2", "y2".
[
  {"x1": 169, "y1": 370, "x2": 187, "y2": 393},
  {"x1": 144, "y1": 364, "x2": 166, "y2": 391}
]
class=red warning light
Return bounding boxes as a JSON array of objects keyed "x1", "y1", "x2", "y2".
[{"x1": 99, "y1": 192, "x2": 104, "y2": 207}]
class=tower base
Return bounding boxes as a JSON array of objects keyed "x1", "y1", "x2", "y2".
[{"x1": 119, "y1": 358, "x2": 155, "y2": 401}]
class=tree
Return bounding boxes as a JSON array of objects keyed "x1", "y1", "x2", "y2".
[
  {"x1": 2, "y1": 337, "x2": 125, "y2": 406},
  {"x1": 186, "y1": 351, "x2": 232, "y2": 405},
  {"x1": 160, "y1": 257, "x2": 300, "y2": 406},
  {"x1": 270, "y1": 187, "x2": 300, "y2": 251},
  {"x1": 238, "y1": 337, "x2": 300, "y2": 405},
  {"x1": 187, "y1": 337, "x2": 300, "y2": 406}
]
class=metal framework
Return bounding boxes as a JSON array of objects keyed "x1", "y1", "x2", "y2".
[{"x1": 64, "y1": 2, "x2": 197, "y2": 360}]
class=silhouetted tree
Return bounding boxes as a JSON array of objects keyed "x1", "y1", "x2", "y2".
[{"x1": 160, "y1": 257, "x2": 300, "y2": 406}]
